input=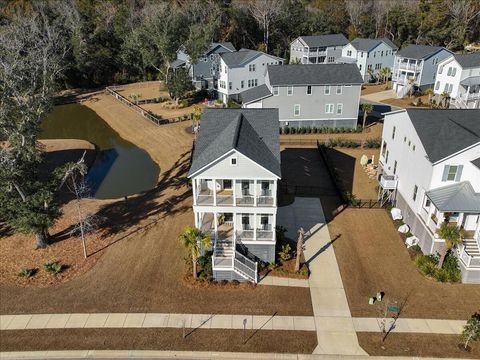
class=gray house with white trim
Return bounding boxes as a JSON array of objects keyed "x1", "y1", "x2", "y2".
[
  {"x1": 172, "y1": 42, "x2": 236, "y2": 90},
  {"x1": 188, "y1": 108, "x2": 281, "y2": 282},
  {"x1": 290, "y1": 34, "x2": 349, "y2": 64},
  {"x1": 241, "y1": 64, "x2": 363, "y2": 129}
]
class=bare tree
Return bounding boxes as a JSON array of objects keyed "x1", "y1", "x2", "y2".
[
  {"x1": 248, "y1": 0, "x2": 281, "y2": 53},
  {"x1": 345, "y1": 0, "x2": 370, "y2": 37},
  {"x1": 373, "y1": 0, "x2": 395, "y2": 38},
  {"x1": 446, "y1": 0, "x2": 480, "y2": 48},
  {"x1": 295, "y1": 227, "x2": 305, "y2": 272}
]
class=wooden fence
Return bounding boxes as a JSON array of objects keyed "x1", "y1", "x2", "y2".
[{"x1": 105, "y1": 86, "x2": 194, "y2": 126}]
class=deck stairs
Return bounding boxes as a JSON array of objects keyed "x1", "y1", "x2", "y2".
[
  {"x1": 397, "y1": 82, "x2": 412, "y2": 98},
  {"x1": 464, "y1": 238, "x2": 480, "y2": 257},
  {"x1": 213, "y1": 237, "x2": 258, "y2": 283}
]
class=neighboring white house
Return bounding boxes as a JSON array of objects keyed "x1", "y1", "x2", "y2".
[
  {"x1": 289, "y1": 34, "x2": 349, "y2": 64},
  {"x1": 172, "y1": 42, "x2": 236, "y2": 90},
  {"x1": 392, "y1": 45, "x2": 453, "y2": 98},
  {"x1": 378, "y1": 108, "x2": 480, "y2": 284},
  {"x1": 337, "y1": 38, "x2": 398, "y2": 82},
  {"x1": 240, "y1": 64, "x2": 363, "y2": 129},
  {"x1": 433, "y1": 52, "x2": 480, "y2": 109},
  {"x1": 188, "y1": 108, "x2": 281, "y2": 282},
  {"x1": 217, "y1": 49, "x2": 283, "y2": 104}
]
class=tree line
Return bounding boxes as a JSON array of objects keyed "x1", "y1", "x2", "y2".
[{"x1": 1, "y1": 0, "x2": 479, "y2": 90}]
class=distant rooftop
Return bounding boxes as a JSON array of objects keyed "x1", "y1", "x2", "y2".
[
  {"x1": 426, "y1": 182, "x2": 480, "y2": 212},
  {"x1": 350, "y1": 38, "x2": 398, "y2": 52},
  {"x1": 454, "y1": 52, "x2": 480, "y2": 68},
  {"x1": 406, "y1": 109, "x2": 480, "y2": 163},
  {"x1": 397, "y1": 44, "x2": 450, "y2": 60},
  {"x1": 188, "y1": 109, "x2": 281, "y2": 178},
  {"x1": 267, "y1": 64, "x2": 363, "y2": 86},
  {"x1": 221, "y1": 49, "x2": 282, "y2": 67},
  {"x1": 297, "y1": 34, "x2": 349, "y2": 48}
]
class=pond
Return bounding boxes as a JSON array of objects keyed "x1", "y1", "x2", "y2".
[{"x1": 41, "y1": 104, "x2": 159, "y2": 199}]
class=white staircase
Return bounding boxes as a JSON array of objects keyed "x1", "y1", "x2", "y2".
[
  {"x1": 214, "y1": 238, "x2": 234, "y2": 258},
  {"x1": 464, "y1": 238, "x2": 480, "y2": 257},
  {"x1": 397, "y1": 83, "x2": 412, "y2": 98}
]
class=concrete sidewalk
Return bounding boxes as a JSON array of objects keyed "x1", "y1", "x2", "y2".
[
  {"x1": 0, "y1": 313, "x2": 315, "y2": 332},
  {"x1": 277, "y1": 197, "x2": 367, "y2": 357},
  {"x1": 353, "y1": 317, "x2": 465, "y2": 334},
  {"x1": 258, "y1": 275, "x2": 309, "y2": 287}
]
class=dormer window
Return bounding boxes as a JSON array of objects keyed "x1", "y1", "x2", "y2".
[{"x1": 231, "y1": 157, "x2": 237, "y2": 166}]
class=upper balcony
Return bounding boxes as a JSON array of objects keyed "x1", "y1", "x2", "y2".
[
  {"x1": 193, "y1": 178, "x2": 276, "y2": 207},
  {"x1": 379, "y1": 174, "x2": 397, "y2": 189},
  {"x1": 397, "y1": 61, "x2": 421, "y2": 72}
]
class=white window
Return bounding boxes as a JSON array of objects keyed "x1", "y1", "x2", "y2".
[
  {"x1": 273, "y1": 86, "x2": 279, "y2": 96},
  {"x1": 324, "y1": 86, "x2": 330, "y2": 95},
  {"x1": 392, "y1": 126, "x2": 396, "y2": 139},
  {"x1": 336, "y1": 103, "x2": 343, "y2": 115},
  {"x1": 448, "y1": 83, "x2": 453, "y2": 93},
  {"x1": 229, "y1": 82, "x2": 232, "y2": 90},
  {"x1": 325, "y1": 103, "x2": 334, "y2": 113},
  {"x1": 225, "y1": 66, "x2": 227, "y2": 73},
  {"x1": 438, "y1": 65, "x2": 443, "y2": 74},
  {"x1": 447, "y1": 67, "x2": 452, "y2": 76},
  {"x1": 287, "y1": 86, "x2": 293, "y2": 96},
  {"x1": 241, "y1": 80, "x2": 244, "y2": 89},
  {"x1": 336, "y1": 85, "x2": 342, "y2": 95},
  {"x1": 451, "y1": 68, "x2": 456, "y2": 76},
  {"x1": 347, "y1": 50, "x2": 352, "y2": 56},
  {"x1": 393, "y1": 160, "x2": 397, "y2": 174},
  {"x1": 433, "y1": 58, "x2": 438, "y2": 65},
  {"x1": 328, "y1": 56, "x2": 334, "y2": 63},
  {"x1": 435, "y1": 81, "x2": 440, "y2": 90},
  {"x1": 359, "y1": 64, "x2": 362, "y2": 71},
  {"x1": 294, "y1": 104, "x2": 300, "y2": 116},
  {"x1": 231, "y1": 157, "x2": 237, "y2": 166},
  {"x1": 442, "y1": 165, "x2": 462, "y2": 182},
  {"x1": 444, "y1": 83, "x2": 449, "y2": 92},
  {"x1": 413, "y1": 185, "x2": 418, "y2": 201},
  {"x1": 254, "y1": 79, "x2": 258, "y2": 86},
  {"x1": 306, "y1": 85, "x2": 312, "y2": 95},
  {"x1": 360, "y1": 52, "x2": 364, "y2": 58}
]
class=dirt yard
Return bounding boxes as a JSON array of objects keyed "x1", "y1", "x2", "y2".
[
  {"x1": 325, "y1": 147, "x2": 380, "y2": 199},
  {"x1": 382, "y1": 94, "x2": 431, "y2": 109},
  {"x1": 141, "y1": 102, "x2": 204, "y2": 119},
  {"x1": 0, "y1": 328, "x2": 317, "y2": 354},
  {"x1": 361, "y1": 82, "x2": 391, "y2": 96},
  {"x1": 115, "y1": 81, "x2": 169, "y2": 100},
  {"x1": 358, "y1": 332, "x2": 480, "y2": 359},
  {"x1": 331, "y1": 209, "x2": 480, "y2": 320},
  {"x1": 0, "y1": 93, "x2": 313, "y2": 317}
]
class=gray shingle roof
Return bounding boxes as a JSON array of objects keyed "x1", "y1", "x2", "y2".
[
  {"x1": 350, "y1": 38, "x2": 398, "y2": 52},
  {"x1": 171, "y1": 59, "x2": 185, "y2": 68},
  {"x1": 267, "y1": 64, "x2": 363, "y2": 86},
  {"x1": 239, "y1": 85, "x2": 272, "y2": 104},
  {"x1": 454, "y1": 52, "x2": 480, "y2": 68},
  {"x1": 299, "y1": 34, "x2": 348, "y2": 48},
  {"x1": 208, "y1": 42, "x2": 236, "y2": 54},
  {"x1": 460, "y1": 76, "x2": 480, "y2": 87},
  {"x1": 406, "y1": 109, "x2": 480, "y2": 163},
  {"x1": 188, "y1": 109, "x2": 281, "y2": 177},
  {"x1": 426, "y1": 182, "x2": 480, "y2": 212},
  {"x1": 221, "y1": 49, "x2": 282, "y2": 67},
  {"x1": 397, "y1": 44, "x2": 449, "y2": 60}
]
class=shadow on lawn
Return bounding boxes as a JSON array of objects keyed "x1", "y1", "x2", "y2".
[{"x1": 51, "y1": 149, "x2": 192, "y2": 251}]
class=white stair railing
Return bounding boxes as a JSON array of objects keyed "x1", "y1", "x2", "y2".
[{"x1": 233, "y1": 251, "x2": 258, "y2": 283}]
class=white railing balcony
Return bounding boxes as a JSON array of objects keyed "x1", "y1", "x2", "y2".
[
  {"x1": 236, "y1": 195, "x2": 255, "y2": 206},
  {"x1": 457, "y1": 245, "x2": 480, "y2": 268},
  {"x1": 466, "y1": 92, "x2": 480, "y2": 101},
  {"x1": 216, "y1": 194, "x2": 233, "y2": 205},
  {"x1": 398, "y1": 62, "x2": 420, "y2": 72},
  {"x1": 234, "y1": 251, "x2": 258, "y2": 283},
  {"x1": 197, "y1": 194, "x2": 214, "y2": 205},
  {"x1": 236, "y1": 230, "x2": 255, "y2": 241},
  {"x1": 257, "y1": 229, "x2": 274, "y2": 240},
  {"x1": 379, "y1": 174, "x2": 397, "y2": 189}
]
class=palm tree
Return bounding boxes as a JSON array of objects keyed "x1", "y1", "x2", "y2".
[
  {"x1": 379, "y1": 67, "x2": 391, "y2": 85},
  {"x1": 407, "y1": 77, "x2": 416, "y2": 98},
  {"x1": 440, "y1": 91, "x2": 450, "y2": 108},
  {"x1": 361, "y1": 103, "x2": 374, "y2": 131},
  {"x1": 435, "y1": 222, "x2": 464, "y2": 269},
  {"x1": 295, "y1": 227, "x2": 305, "y2": 272},
  {"x1": 179, "y1": 226, "x2": 211, "y2": 279},
  {"x1": 424, "y1": 88, "x2": 434, "y2": 107}
]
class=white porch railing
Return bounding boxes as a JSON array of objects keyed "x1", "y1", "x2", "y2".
[
  {"x1": 456, "y1": 244, "x2": 480, "y2": 268},
  {"x1": 234, "y1": 251, "x2": 258, "y2": 283},
  {"x1": 379, "y1": 174, "x2": 397, "y2": 189},
  {"x1": 398, "y1": 62, "x2": 420, "y2": 72}
]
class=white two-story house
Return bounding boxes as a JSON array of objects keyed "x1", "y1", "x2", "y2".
[
  {"x1": 240, "y1": 64, "x2": 363, "y2": 129},
  {"x1": 217, "y1": 49, "x2": 283, "y2": 104},
  {"x1": 378, "y1": 109, "x2": 480, "y2": 284},
  {"x1": 188, "y1": 108, "x2": 281, "y2": 282},
  {"x1": 337, "y1": 38, "x2": 398, "y2": 82},
  {"x1": 172, "y1": 42, "x2": 236, "y2": 90},
  {"x1": 392, "y1": 45, "x2": 453, "y2": 98},
  {"x1": 434, "y1": 52, "x2": 480, "y2": 109},
  {"x1": 289, "y1": 34, "x2": 349, "y2": 64}
]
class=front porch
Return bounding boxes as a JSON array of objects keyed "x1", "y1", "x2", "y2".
[{"x1": 193, "y1": 178, "x2": 276, "y2": 207}]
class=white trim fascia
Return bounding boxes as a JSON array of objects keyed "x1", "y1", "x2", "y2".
[{"x1": 193, "y1": 206, "x2": 277, "y2": 214}]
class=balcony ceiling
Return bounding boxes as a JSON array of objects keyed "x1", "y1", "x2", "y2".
[{"x1": 426, "y1": 181, "x2": 480, "y2": 212}]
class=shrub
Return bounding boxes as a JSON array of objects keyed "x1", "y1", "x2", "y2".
[
  {"x1": 344, "y1": 191, "x2": 359, "y2": 206},
  {"x1": 43, "y1": 261, "x2": 63, "y2": 274},
  {"x1": 366, "y1": 138, "x2": 381, "y2": 148},
  {"x1": 198, "y1": 250, "x2": 213, "y2": 280},
  {"x1": 278, "y1": 244, "x2": 292, "y2": 262},
  {"x1": 231, "y1": 279, "x2": 240, "y2": 285},
  {"x1": 443, "y1": 253, "x2": 461, "y2": 282},
  {"x1": 415, "y1": 254, "x2": 461, "y2": 282},
  {"x1": 283, "y1": 126, "x2": 290, "y2": 134},
  {"x1": 18, "y1": 268, "x2": 37, "y2": 278},
  {"x1": 409, "y1": 244, "x2": 422, "y2": 253}
]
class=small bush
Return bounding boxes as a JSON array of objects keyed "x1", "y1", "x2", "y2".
[
  {"x1": 43, "y1": 261, "x2": 63, "y2": 275},
  {"x1": 415, "y1": 253, "x2": 461, "y2": 282},
  {"x1": 365, "y1": 138, "x2": 381, "y2": 148},
  {"x1": 231, "y1": 279, "x2": 240, "y2": 285},
  {"x1": 278, "y1": 244, "x2": 292, "y2": 262},
  {"x1": 18, "y1": 268, "x2": 37, "y2": 278},
  {"x1": 409, "y1": 244, "x2": 422, "y2": 253}
]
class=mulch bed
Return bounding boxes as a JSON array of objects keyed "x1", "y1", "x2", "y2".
[
  {"x1": 0, "y1": 328, "x2": 318, "y2": 354},
  {"x1": 358, "y1": 332, "x2": 480, "y2": 359}
]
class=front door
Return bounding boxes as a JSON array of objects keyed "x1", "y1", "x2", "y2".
[{"x1": 464, "y1": 214, "x2": 479, "y2": 231}]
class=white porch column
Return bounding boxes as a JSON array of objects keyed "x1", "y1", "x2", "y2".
[
  {"x1": 273, "y1": 180, "x2": 277, "y2": 207},
  {"x1": 254, "y1": 180, "x2": 257, "y2": 206},
  {"x1": 272, "y1": 213, "x2": 276, "y2": 240},
  {"x1": 192, "y1": 178, "x2": 197, "y2": 205},
  {"x1": 195, "y1": 211, "x2": 199, "y2": 228},
  {"x1": 213, "y1": 179, "x2": 217, "y2": 206},
  {"x1": 233, "y1": 180, "x2": 236, "y2": 206},
  {"x1": 254, "y1": 213, "x2": 257, "y2": 241},
  {"x1": 214, "y1": 211, "x2": 218, "y2": 240}
]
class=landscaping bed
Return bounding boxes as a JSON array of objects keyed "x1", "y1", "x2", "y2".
[
  {"x1": 0, "y1": 328, "x2": 318, "y2": 354},
  {"x1": 331, "y1": 208, "x2": 480, "y2": 320},
  {"x1": 358, "y1": 332, "x2": 480, "y2": 359}
]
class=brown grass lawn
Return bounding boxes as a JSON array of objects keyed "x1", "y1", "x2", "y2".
[
  {"x1": 361, "y1": 82, "x2": 391, "y2": 96},
  {"x1": 325, "y1": 147, "x2": 380, "y2": 199},
  {"x1": 115, "y1": 81, "x2": 169, "y2": 100},
  {"x1": 358, "y1": 332, "x2": 480, "y2": 358},
  {"x1": 381, "y1": 94, "x2": 430, "y2": 109},
  {"x1": 0, "y1": 328, "x2": 317, "y2": 354},
  {"x1": 331, "y1": 209, "x2": 480, "y2": 320},
  {"x1": 0, "y1": 94, "x2": 313, "y2": 316},
  {"x1": 141, "y1": 101, "x2": 204, "y2": 119}
]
